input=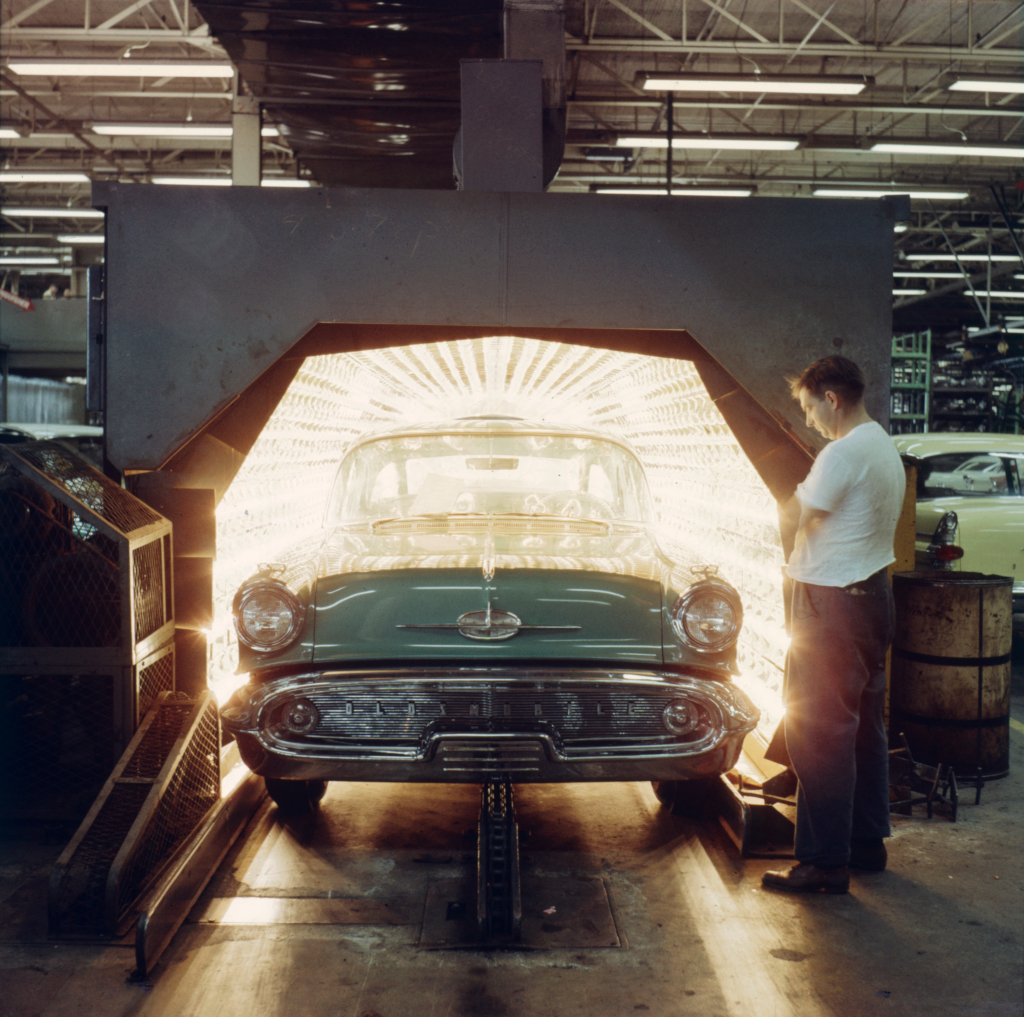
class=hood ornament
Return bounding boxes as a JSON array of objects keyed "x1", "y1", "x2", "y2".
[
  {"x1": 482, "y1": 532, "x2": 496, "y2": 581},
  {"x1": 398, "y1": 598, "x2": 581, "y2": 642}
]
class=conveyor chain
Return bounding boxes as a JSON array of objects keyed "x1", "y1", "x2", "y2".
[{"x1": 476, "y1": 777, "x2": 522, "y2": 942}]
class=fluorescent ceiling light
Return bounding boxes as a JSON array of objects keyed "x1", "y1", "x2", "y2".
[
  {"x1": 151, "y1": 176, "x2": 232, "y2": 186},
  {"x1": 0, "y1": 171, "x2": 90, "y2": 183},
  {"x1": 594, "y1": 187, "x2": 753, "y2": 197},
  {"x1": 151, "y1": 177, "x2": 313, "y2": 187},
  {"x1": 0, "y1": 256, "x2": 60, "y2": 265},
  {"x1": 870, "y1": 141, "x2": 1024, "y2": 159},
  {"x1": 639, "y1": 73, "x2": 871, "y2": 95},
  {"x1": 92, "y1": 123, "x2": 233, "y2": 138},
  {"x1": 90, "y1": 123, "x2": 280, "y2": 139},
  {"x1": 813, "y1": 187, "x2": 969, "y2": 200},
  {"x1": 1, "y1": 207, "x2": 103, "y2": 218},
  {"x1": 57, "y1": 234, "x2": 104, "y2": 244},
  {"x1": 6, "y1": 59, "x2": 235, "y2": 78},
  {"x1": 893, "y1": 288, "x2": 926, "y2": 296},
  {"x1": 617, "y1": 134, "x2": 800, "y2": 151},
  {"x1": 977, "y1": 291, "x2": 1024, "y2": 300},
  {"x1": 893, "y1": 271, "x2": 965, "y2": 279},
  {"x1": 905, "y1": 253, "x2": 1021, "y2": 262},
  {"x1": 894, "y1": 223, "x2": 908, "y2": 232},
  {"x1": 583, "y1": 147, "x2": 633, "y2": 162},
  {"x1": 944, "y1": 74, "x2": 1024, "y2": 94},
  {"x1": 0, "y1": 127, "x2": 27, "y2": 139}
]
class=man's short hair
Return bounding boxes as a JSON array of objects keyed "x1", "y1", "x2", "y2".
[{"x1": 789, "y1": 355, "x2": 865, "y2": 405}]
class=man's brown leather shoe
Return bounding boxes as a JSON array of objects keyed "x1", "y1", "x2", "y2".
[
  {"x1": 762, "y1": 863, "x2": 850, "y2": 894},
  {"x1": 849, "y1": 838, "x2": 887, "y2": 871}
]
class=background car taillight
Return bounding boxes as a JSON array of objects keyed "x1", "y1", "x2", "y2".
[
  {"x1": 670, "y1": 580, "x2": 742, "y2": 654},
  {"x1": 234, "y1": 580, "x2": 305, "y2": 653},
  {"x1": 926, "y1": 511, "x2": 963, "y2": 569}
]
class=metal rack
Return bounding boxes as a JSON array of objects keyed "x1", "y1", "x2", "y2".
[
  {"x1": 0, "y1": 442, "x2": 175, "y2": 825},
  {"x1": 890, "y1": 331, "x2": 931, "y2": 435}
]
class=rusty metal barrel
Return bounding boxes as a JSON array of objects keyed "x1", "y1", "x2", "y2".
[{"x1": 890, "y1": 571, "x2": 1013, "y2": 781}]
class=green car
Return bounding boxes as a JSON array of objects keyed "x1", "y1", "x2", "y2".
[{"x1": 221, "y1": 416, "x2": 759, "y2": 811}]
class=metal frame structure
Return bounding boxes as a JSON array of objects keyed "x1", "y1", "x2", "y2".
[
  {"x1": 93, "y1": 180, "x2": 901, "y2": 476},
  {"x1": 3, "y1": 1, "x2": 1021, "y2": 339},
  {"x1": 2, "y1": 2, "x2": 1021, "y2": 199}
]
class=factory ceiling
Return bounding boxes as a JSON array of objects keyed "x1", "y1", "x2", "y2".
[{"x1": 1, "y1": 0, "x2": 1022, "y2": 348}]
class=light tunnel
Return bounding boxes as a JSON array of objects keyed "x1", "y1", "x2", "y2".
[{"x1": 205, "y1": 334, "x2": 789, "y2": 736}]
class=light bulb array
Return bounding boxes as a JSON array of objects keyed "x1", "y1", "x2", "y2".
[{"x1": 210, "y1": 337, "x2": 789, "y2": 729}]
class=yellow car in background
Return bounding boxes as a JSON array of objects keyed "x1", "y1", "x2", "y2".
[{"x1": 892, "y1": 433, "x2": 1024, "y2": 611}]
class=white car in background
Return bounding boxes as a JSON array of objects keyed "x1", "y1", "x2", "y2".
[{"x1": 892, "y1": 433, "x2": 1024, "y2": 611}]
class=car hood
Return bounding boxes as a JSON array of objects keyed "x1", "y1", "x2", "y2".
[{"x1": 309, "y1": 525, "x2": 666, "y2": 665}]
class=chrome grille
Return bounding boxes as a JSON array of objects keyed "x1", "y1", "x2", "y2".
[
  {"x1": 261, "y1": 679, "x2": 715, "y2": 749},
  {"x1": 437, "y1": 739, "x2": 544, "y2": 774}
]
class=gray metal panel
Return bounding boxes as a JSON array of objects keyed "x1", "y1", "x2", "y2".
[
  {"x1": 0, "y1": 298, "x2": 87, "y2": 352},
  {"x1": 504, "y1": 191, "x2": 898, "y2": 429},
  {"x1": 460, "y1": 60, "x2": 544, "y2": 193},
  {"x1": 95, "y1": 183, "x2": 896, "y2": 471}
]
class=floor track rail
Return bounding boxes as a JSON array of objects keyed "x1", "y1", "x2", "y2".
[{"x1": 477, "y1": 777, "x2": 522, "y2": 943}]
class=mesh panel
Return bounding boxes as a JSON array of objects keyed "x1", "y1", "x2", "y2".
[
  {"x1": 7, "y1": 442, "x2": 161, "y2": 535},
  {"x1": 114, "y1": 697, "x2": 220, "y2": 923},
  {"x1": 0, "y1": 461, "x2": 121, "y2": 649},
  {"x1": 132, "y1": 539, "x2": 166, "y2": 643},
  {"x1": 0, "y1": 673, "x2": 116, "y2": 823},
  {"x1": 53, "y1": 783, "x2": 152, "y2": 934},
  {"x1": 51, "y1": 695, "x2": 197, "y2": 935},
  {"x1": 138, "y1": 648, "x2": 175, "y2": 719}
]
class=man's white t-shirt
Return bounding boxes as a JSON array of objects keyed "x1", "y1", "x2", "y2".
[{"x1": 786, "y1": 421, "x2": 905, "y2": 588}]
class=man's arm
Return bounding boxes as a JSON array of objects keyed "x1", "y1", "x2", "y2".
[{"x1": 779, "y1": 493, "x2": 829, "y2": 559}]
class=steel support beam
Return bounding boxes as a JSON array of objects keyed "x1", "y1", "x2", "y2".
[{"x1": 565, "y1": 36, "x2": 1024, "y2": 65}]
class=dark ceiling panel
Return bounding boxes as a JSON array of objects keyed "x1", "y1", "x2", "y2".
[{"x1": 195, "y1": 0, "x2": 502, "y2": 188}]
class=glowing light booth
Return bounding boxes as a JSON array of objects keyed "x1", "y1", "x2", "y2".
[
  {"x1": 210, "y1": 338, "x2": 788, "y2": 731},
  {"x1": 95, "y1": 183, "x2": 902, "y2": 751}
]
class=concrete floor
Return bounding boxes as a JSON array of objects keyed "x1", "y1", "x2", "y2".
[{"x1": 2, "y1": 668, "x2": 1022, "y2": 1017}]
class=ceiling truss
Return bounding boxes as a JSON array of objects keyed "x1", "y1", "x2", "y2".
[{"x1": 1, "y1": 0, "x2": 1022, "y2": 337}]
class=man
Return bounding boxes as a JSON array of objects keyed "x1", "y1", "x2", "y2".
[{"x1": 763, "y1": 355, "x2": 905, "y2": 894}]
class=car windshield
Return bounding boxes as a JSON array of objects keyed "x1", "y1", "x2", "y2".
[
  {"x1": 326, "y1": 432, "x2": 655, "y2": 526},
  {"x1": 918, "y1": 452, "x2": 1022, "y2": 498}
]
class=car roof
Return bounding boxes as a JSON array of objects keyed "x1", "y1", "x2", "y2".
[
  {"x1": 349, "y1": 415, "x2": 639, "y2": 451},
  {"x1": 892, "y1": 432, "x2": 1024, "y2": 458}
]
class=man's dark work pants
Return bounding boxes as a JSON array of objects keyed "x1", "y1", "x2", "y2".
[{"x1": 785, "y1": 569, "x2": 895, "y2": 869}]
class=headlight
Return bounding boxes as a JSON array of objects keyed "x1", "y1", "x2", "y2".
[
  {"x1": 671, "y1": 581, "x2": 742, "y2": 653},
  {"x1": 234, "y1": 581, "x2": 304, "y2": 653}
]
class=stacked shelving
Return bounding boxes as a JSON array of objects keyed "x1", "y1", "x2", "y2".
[
  {"x1": 889, "y1": 331, "x2": 930, "y2": 435},
  {"x1": 930, "y1": 356, "x2": 995, "y2": 432}
]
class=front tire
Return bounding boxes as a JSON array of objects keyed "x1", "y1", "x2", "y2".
[
  {"x1": 651, "y1": 778, "x2": 718, "y2": 817},
  {"x1": 265, "y1": 778, "x2": 327, "y2": 817}
]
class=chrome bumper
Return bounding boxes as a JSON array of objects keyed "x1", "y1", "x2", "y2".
[{"x1": 222, "y1": 666, "x2": 759, "y2": 784}]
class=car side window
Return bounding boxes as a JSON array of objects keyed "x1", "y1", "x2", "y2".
[{"x1": 919, "y1": 452, "x2": 1019, "y2": 498}]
